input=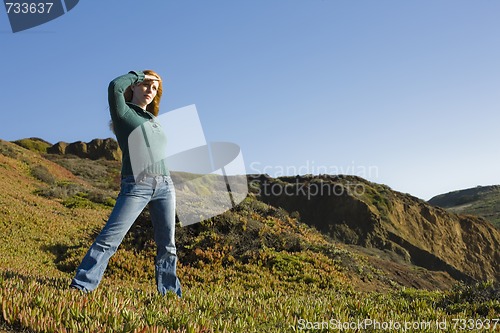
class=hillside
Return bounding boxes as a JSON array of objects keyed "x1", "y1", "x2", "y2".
[
  {"x1": 1, "y1": 138, "x2": 499, "y2": 332},
  {"x1": 429, "y1": 185, "x2": 500, "y2": 228},
  {"x1": 254, "y1": 175, "x2": 500, "y2": 284}
]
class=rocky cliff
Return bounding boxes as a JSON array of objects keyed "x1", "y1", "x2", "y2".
[
  {"x1": 251, "y1": 174, "x2": 500, "y2": 283},
  {"x1": 46, "y1": 138, "x2": 121, "y2": 161}
]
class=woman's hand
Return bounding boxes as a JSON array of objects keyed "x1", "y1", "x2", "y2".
[{"x1": 144, "y1": 74, "x2": 160, "y2": 82}]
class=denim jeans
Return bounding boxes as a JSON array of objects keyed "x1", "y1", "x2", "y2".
[{"x1": 70, "y1": 175, "x2": 181, "y2": 297}]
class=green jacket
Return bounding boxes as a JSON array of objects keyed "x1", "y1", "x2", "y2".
[{"x1": 108, "y1": 71, "x2": 169, "y2": 177}]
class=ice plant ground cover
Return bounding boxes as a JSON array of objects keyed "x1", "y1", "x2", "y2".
[{"x1": 0, "y1": 139, "x2": 499, "y2": 332}]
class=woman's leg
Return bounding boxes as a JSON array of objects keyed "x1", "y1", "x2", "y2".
[
  {"x1": 148, "y1": 176, "x2": 181, "y2": 297},
  {"x1": 70, "y1": 177, "x2": 152, "y2": 292}
]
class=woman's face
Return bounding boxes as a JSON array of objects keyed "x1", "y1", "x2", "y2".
[{"x1": 131, "y1": 80, "x2": 159, "y2": 108}]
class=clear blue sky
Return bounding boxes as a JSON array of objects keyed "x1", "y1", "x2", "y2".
[{"x1": 1, "y1": 0, "x2": 499, "y2": 200}]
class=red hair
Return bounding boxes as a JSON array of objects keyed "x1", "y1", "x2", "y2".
[{"x1": 123, "y1": 69, "x2": 163, "y2": 116}]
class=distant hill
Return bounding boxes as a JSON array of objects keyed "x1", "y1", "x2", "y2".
[
  {"x1": 12, "y1": 137, "x2": 52, "y2": 153},
  {"x1": 13, "y1": 137, "x2": 122, "y2": 161},
  {"x1": 428, "y1": 185, "x2": 500, "y2": 228}
]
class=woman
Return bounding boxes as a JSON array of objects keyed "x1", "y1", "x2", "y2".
[{"x1": 70, "y1": 70, "x2": 181, "y2": 297}]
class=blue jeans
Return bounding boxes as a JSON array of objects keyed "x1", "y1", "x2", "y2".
[{"x1": 70, "y1": 175, "x2": 181, "y2": 297}]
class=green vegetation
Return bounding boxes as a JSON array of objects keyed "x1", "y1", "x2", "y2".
[
  {"x1": 44, "y1": 154, "x2": 121, "y2": 192},
  {"x1": 12, "y1": 138, "x2": 51, "y2": 154},
  {"x1": 30, "y1": 164, "x2": 56, "y2": 185},
  {"x1": 1, "y1": 270, "x2": 499, "y2": 332},
  {"x1": 361, "y1": 183, "x2": 394, "y2": 217},
  {"x1": 0, "y1": 139, "x2": 499, "y2": 332},
  {"x1": 35, "y1": 180, "x2": 116, "y2": 209}
]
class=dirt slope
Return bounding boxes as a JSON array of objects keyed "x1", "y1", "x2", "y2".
[{"x1": 253, "y1": 174, "x2": 500, "y2": 283}]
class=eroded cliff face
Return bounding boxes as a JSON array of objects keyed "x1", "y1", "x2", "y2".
[
  {"x1": 47, "y1": 138, "x2": 121, "y2": 161},
  {"x1": 252, "y1": 174, "x2": 500, "y2": 283}
]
